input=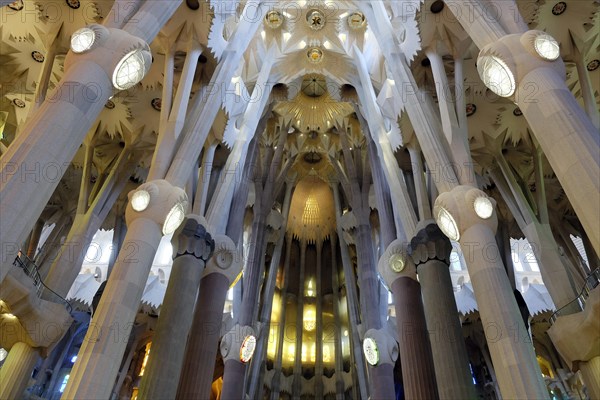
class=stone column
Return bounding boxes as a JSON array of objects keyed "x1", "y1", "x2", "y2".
[
  {"x1": 434, "y1": 185, "x2": 548, "y2": 399},
  {"x1": 0, "y1": 25, "x2": 151, "y2": 283},
  {"x1": 219, "y1": 325, "x2": 257, "y2": 400},
  {"x1": 0, "y1": 342, "x2": 40, "y2": 399},
  {"x1": 333, "y1": 185, "x2": 369, "y2": 399},
  {"x1": 248, "y1": 184, "x2": 293, "y2": 399},
  {"x1": 378, "y1": 241, "x2": 439, "y2": 399},
  {"x1": 62, "y1": 180, "x2": 187, "y2": 399},
  {"x1": 410, "y1": 222, "x2": 476, "y2": 399},
  {"x1": 137, "y1": 216, "x2": 214, "y2": 399},
  {"x1": 476, "y1": 32, "x2": 599, "y2": 255},
  {"x1": 176, "y1": 235, "x2": 241, "y2": 400}
]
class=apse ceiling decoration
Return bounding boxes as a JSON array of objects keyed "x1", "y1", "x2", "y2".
[{"x1": 288, "y1": 177, "x2": 335, "y2": 243}]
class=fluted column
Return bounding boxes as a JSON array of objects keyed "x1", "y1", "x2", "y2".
[
  {"x1": 62, "y1": 180, "x2": 187, "y2": 399},
  {"x1": 176, "y1": 235, "x2": 241, "y2": 399},
  {"x1": 0, "y1": 342, "x2": 40, "y2": 399},
  {"x1": 379, "y1": 241, "x2": 438, "y2": 399},
  {"x1": 434, "y1": 186, "x2": 548, "y2": 399},
  {"x1": 410, "y1": 222, "x2": 476, "y2": 399},
  {"x1": 138, "y1": 216, "x2": 214, "y2": 399}
]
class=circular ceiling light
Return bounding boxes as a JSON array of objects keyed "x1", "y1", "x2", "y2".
[
  {"x1": 265, "y1": 10, "x2": 283, "y2": 29},
  {"x1": 477, "y1": 55, "x2": 515, "y2": 97},
  {"x1": 363, "y1": 337, "x2": 379, "y2": 366},
  {"x1": 131, "y1": 190, "x2": 150, "y2": 212},
  {"x1": 307, "y1": 9, "x2": 326, "y2": 31},
  {"x1": 389, "y1": 254, "x2": 405, "y2": 273},
  {"x1": 307, "y1": 47, "x2": 323, "y2": 64},
  {"x1": 112, "y1": 48, "x2": 151, "y2": 90},
  {"x1": 473, "y1": 196, "x2": 494, "y2": 219},
  {"x1": 430, "y1": 0, "x2": 445, "y2": 13},
  {"x1": 12, "y1": 98, "x2": 26, "y2": 108},
  {"x1": 31, "y1": 51, "x2": 44, "y2": 63},
  {"x1": 240, "y1": 335, "x2": 257, "y2": 363},
  {"x1": 551, "y1": 2, "x2": 566, "y2": 15},
  {"x1": 466, "y1": 103, "x2": 477, "y2": 117},
  {"x1": 163, "y1": 202, "x2": 186, "y2": 235},
  {"x1": 151, "y1": 98, "x2": 162, "y2": 111},
  {"x1": 347, "y1": 12, "x2": 366, "y2": 29},
  {"x1": 70, "y1": 27, "x2": 96, "y2": 53},
  {"x1": 587, "y1": 59, "x2": 599, "y2": 71},
  {"x1": 534, "y1": 34, "x2": 560, "y2": 61},
  {"x1": 436, "y1": 207, "x2": 460, "y2": 241}
]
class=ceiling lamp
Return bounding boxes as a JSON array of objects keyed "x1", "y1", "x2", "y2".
[
  {"x1": 112, "y1": 48, "x2": 152, "y2": 90},
  {"x1": 163, "y1": 202, "x2": 186, "y2": 235},
  {"x1": 306, "y1": 9, "x2": 326, "y2": 30},
  {"x1": 130, "y1": 190, "x2": 151, "y2": 212},
  {"x1": 533, "y1": 34, "x2": 560, "y2": 61},
  {"x1": 436, "y1": 207, "x2": 460, "y2": 241},
  {"x1": 363, "y1": 337, "x2": 379, "y2": 366},
  {"x1": 347, "y1": 12, "x2": 366, "y2": 29},
  {"x1": 477, "y1": 55, "x2": 515, "y2": 97},
  {"x1": 307, "y1": 47, "x2": 324, "y2": 64},
  {"x1": 473, "y1": 196, "x2": 494, "y2": 219},
  {"x1": 265, "y1": 10, "x2": 283, "y2": 29},
  {"x1": 389, "y1": 254, "x2": 405, "y2": 273},
  {"x1": 70, "y1": 27, "x2": 96, "y2": 53}
]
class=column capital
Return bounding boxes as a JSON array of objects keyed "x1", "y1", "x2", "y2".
[
  {"x1": 171, "y1": 215, "x2": 214, "y2": 261},
  {"x1": 378, "y1": 239, "x2": 417, "y2": 287},
  {"x1": 220, "y1": 324, "x2": 257, "y2": 363},
  {"x1": 203, "y1": 234, "x2": 242, "y2": 285},
  {"x1": 363, "y1": 328, "x2": 398, "y2": 367},
  {"x1": 409, "y1": 221, "x2": 452, "y2": 268},
  {"x1": 64, "y1": 25, "x2": 151, "y2": 91},
  {"x1": 125, "y1": 179, "x2": 188, "y2": 233},
  {"x1": 433, "y1": 185, "x2": 498, "y2": 241},
  {"x1": 476, "y1": 31, "x2": 565, "y2": 101}
]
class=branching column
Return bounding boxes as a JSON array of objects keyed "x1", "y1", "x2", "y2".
[
  {"x1": 62, "y1": 180, "x2": 187, "y2": 399},
  {"x1": 434, "y1": 186, "x2": 548, "y2": 398}
]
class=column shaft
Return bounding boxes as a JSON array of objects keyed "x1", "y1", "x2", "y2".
[
  {"x1": 0, "y1": 342, "x2": 39, "y2": 399},
  {"x1": 177, "y1": 273, "x2": 230, "y2": 399},
  {"x1": 579, "y1": 356, "x2": 600, "y2": 400},
  {"x1": 392, "y1": 277, "x2": 439, "y2": 399},
  {"x1": 138, "y1": 223, "x2": 211, "y2": 399},
  {"x1": 419, "y1": 259, "x2": 476, "y2": 399},
  {"x1": 461, "y1": 225, "x2": 548, "y2": 399},
  {"x1": 61, "y1": 218, "x2": 162, "y2": 399},
  {"x1": 517, "y1": 68, "x2": 600, "y2": 256}
]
